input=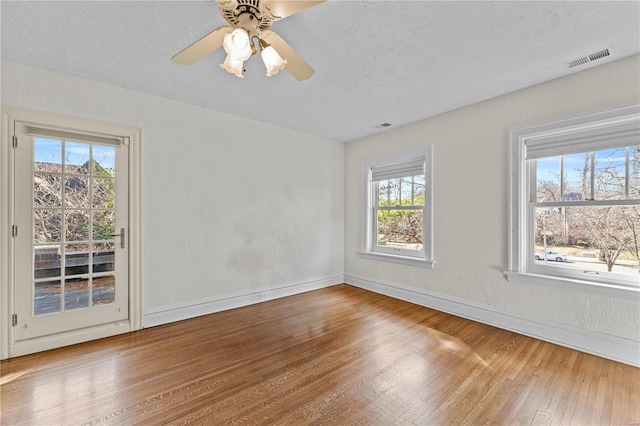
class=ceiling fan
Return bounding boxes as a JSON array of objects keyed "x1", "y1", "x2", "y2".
[{"x1": 172, "y1": 0, "x2": 325, "y2": 81}]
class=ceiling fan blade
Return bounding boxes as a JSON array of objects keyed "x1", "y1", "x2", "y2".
[
  {"x1": 172, "y1": 25, "x2": 235, "y2": 65},
  {"x1": 261, "y1": 30, "x2": 314, "y2": 81},
  {"x1": 263, "y1": 0, "x2": 326, "y2": 20}
]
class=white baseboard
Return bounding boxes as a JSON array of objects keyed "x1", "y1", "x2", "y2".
[
  {"x1": 344, "y1": 273, "x2": 640, "y2": 367},
  {"x1": 143, "y1": 275, "x2": 343, "y2": 328}
]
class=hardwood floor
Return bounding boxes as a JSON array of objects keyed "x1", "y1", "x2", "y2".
[{"x1": 1, "y1": 285, "x2": 638, "y2": 425}]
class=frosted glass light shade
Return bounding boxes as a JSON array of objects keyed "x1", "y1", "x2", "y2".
[
  {"x1": 220, "y1": 54, "x2": 245, "y2": 78},
  {"x1": 261, "y1": 46, "x2": 287, "y2": 77},
  {"x1": 222, "y1": 28, "x2": 251, "y2": 61}
]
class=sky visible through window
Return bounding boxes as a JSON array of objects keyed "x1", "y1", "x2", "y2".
[{"x1": 537, "y1": 146, "x2": 637, "y2": 201}]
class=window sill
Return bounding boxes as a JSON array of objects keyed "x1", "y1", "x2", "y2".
[
  {"x1": 357, "y1": 251, "x2": 435, "y2": 269},
  {"x1": 504, "y1": 271, "x2": 640, "y2": 300}
]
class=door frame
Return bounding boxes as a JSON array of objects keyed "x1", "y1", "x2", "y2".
[{"x1": 1, "y1": 106, "x2": 142, "y2": 359}]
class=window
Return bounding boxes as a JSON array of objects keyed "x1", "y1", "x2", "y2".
[
  {"x1": 508, "y1": 105, "x2": 640, "y2": 296},
  {"x1": 360, "y1": 147, "x2": 434, "y2": 267}
]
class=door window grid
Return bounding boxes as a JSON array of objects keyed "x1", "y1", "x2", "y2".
[{"x1": 33, "y1": 137, "x2": 116, "y2": 316}]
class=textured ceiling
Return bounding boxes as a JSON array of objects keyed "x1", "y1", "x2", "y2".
[{"x1": 1, "y1": 1, "x2": 639, "y2": 142}]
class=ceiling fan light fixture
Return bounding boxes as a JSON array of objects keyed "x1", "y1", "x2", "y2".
[
  {"x1": 222, "y1": 28, "x2": 252, "y2": 61},
  {"x1": 258, "y1": 38, "x2": 287, "y2": 77},
  {"x1": 220, "y1": 54, "x2": 246, "y2": 78}
]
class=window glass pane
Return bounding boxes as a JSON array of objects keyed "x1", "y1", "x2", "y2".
[
  {"x1": 536, "y1": 157, "x2": 561, "y2": 202},
  {"x1": 380, "y1": 179, "x2": 401, "y2": 207},
  {"x1": 377, "y1": 180, "x2": 389, "y2": 207},
  {"x1": 593, "y1": 147, "x2": 627, "y2": 200},
  {"x1": 562, "y1": 153, "x2": 590, "y2": 201},
  {"x1": 64, "y1": 142, "x2": 90, "y2": 175},
  {"x1": 400, "y1": 177, "x2": 413, "y2": 205},
  {"x1": 413, "y1": 175, "x2": 426, "y2": 206},
  {"x1": 376, "y1": 209, "x2": 424, "y2": 252},
  {"x1": 34, "y1": 174, "x2": 62, "y2": 207},
  {"x1": 533, "y1": 206, "x2": 640, "y2": 276},
  {"x1": 34, "y1": 138, "x2": 62, "y2": 173},
  {"x1": 92, "y1": 145, "x2": 115, "y2": 176},
  {"x1": 631, "y1": 145, "x2": 640, "y2": 199}
]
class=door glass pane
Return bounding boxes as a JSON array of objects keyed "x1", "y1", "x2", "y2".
[
  {"x1": 93, "y1": 210, "x2": 115, "y2": 241},
  {"x1": 34, "y1": 138, "x2": 62, "y2": 173},
  {"x1": 64, "y1": 142, "x2": 90, "y2": 175},
  {"x1": 34, "y1": 280, "x2": 61, "y2": 316},
  {"x1": 34, "y1": 209, "x2": 62, "y2": 243},
  {"x1": 93, "y1": 243, "x2": 115, "y2": 272},
  {"x1": 92, "y1": 145, "x2": 116, "y2": 176},
  {"x1": 92, "y1": 177, "x2": 115, "y2": 208},
  {"x1": 64, "y1": 176, "x2": 90, "y2": 208},
  {"x1": 65, "y1": 210, "x2": 90, "y2": 242},
  {"x1": 92, "y1": 275, "x2": 115, "y2": 306},
  {"x1": 65, "y1": 244, "x2": 89, "y2": 275},
  {"x1": 34, "y1": 174, "x2": 62, "y2": 207},
  {"x1": 34, "y1": 245, "x2": 61, "y2": 279},
  {"x1": 65, "y1": 278, "x2": 90, "y2": 311}
]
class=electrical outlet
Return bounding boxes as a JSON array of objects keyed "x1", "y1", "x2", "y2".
[{"x1": 258, "y1": 293, "x2": 267, "y2": 301}]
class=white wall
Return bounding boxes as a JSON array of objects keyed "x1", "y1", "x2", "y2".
[
  {"x1": 1, "y1": 60, "x2": 344, "y2": 323},
  {"x1": 345, "y1": 55, "x2": 640, "y2": 344}
]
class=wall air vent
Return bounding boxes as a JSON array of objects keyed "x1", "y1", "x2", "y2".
[
  {"x1": 567, "y1": 48, "x2": 612, "y2": 69},
  {"x1": 588, "y1": 49, "x2": 610, "y2": 61}
]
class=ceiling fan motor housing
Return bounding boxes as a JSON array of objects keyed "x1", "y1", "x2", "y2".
[{"x1": 218, "y1": 0, "x2": 276, "y2": 36}]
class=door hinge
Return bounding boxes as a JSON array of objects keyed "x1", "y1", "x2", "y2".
[
  {"x1": 12, "y1": 314, "x2": 17, "y2": 327},
  {"x1": 12, "y1": 225, "x2": 18, "y2": 237},
  {"x1": 12, "y1": 135, "x2": 18, "y2": 148}
]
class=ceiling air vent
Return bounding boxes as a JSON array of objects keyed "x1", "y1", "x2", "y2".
[{"x1": 567, "y1": 48, "x2": 612, "y2": 69}]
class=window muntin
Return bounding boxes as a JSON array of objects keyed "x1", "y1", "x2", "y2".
[
  {"x1": 509, "y1": 106, "x2": 640, "y2": 291},
  {"x1": 362, "y1": 147, "x2": 434, "y2": 266}
]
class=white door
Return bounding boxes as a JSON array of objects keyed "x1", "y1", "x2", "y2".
[{"x1": 12, "y1": 122, "x2": 129, "y2": 343}]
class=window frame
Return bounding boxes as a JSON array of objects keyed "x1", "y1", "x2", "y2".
[
  {"x1": 507, "y1": 105, "x2": 640, "y2": 298},
  {"x1": 360, "y1": 147, "x2": 434, "y2": 268}
]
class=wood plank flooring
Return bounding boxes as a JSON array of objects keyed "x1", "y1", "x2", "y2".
[{"x1": 1, "y1": 285, "x2": 638, "y2": 425}]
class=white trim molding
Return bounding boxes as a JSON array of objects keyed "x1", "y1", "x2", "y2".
[
  {"x1": 0, "y1": 105, "x2": 143, "y2": 359},
  {"x1": 508, "y1": 104, "x2": 640, "y2": 295},
  {"x1": 344, "y1": 273, "x2": 640, "y2": 367},
  {"x1": 360, "y1": 146, "x2": 435, "y2": 268},
  {"x1": 143, "y1": 275, "x2": 344, "y2": 328}
]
